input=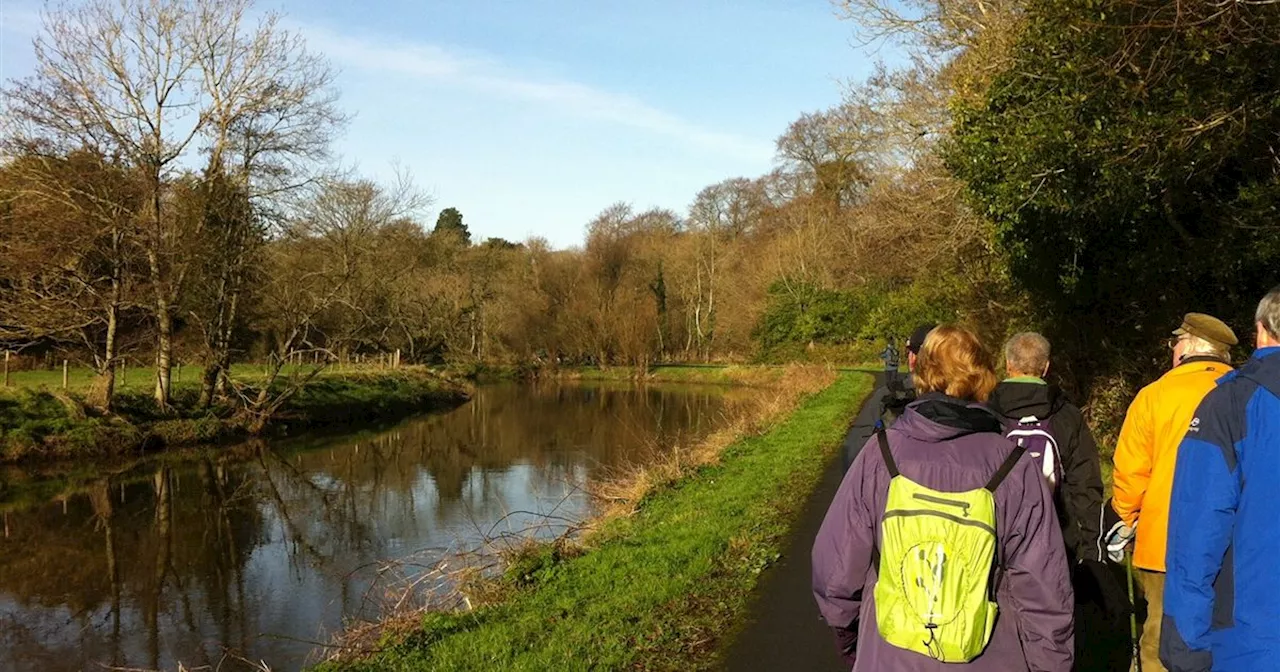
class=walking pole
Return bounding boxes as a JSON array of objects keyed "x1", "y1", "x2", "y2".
[{"x1": 1127, "y1": 550, "x2": 1142, "y2": 672}]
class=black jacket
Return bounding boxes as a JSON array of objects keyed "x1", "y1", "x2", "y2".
[
  {"x1": 879, "y1": 372, "x2": 915, "y2": 426},
  {"x1": 987, "y1": 380, "x2": 1105, "y2": 565},
  {"x1": 840, "y1": 374, "x2": 917, "y2": 473}
]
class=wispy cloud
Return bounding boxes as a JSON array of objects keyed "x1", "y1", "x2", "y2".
[{"x1": 301, "y1": 24, "x2": 775, "y2": 163}]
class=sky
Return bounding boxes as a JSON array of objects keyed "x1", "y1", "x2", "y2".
[{"x1": 0, "y1": 0, "x2": 898, "y2": 248}]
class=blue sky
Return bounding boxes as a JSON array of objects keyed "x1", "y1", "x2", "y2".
[{"x1": 1, "y1": 1, "x2": 896, "y2": 248}]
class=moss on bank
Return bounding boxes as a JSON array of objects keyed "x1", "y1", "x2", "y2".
[
  {"x1": 0, "y1": 369, "x2": 471, "y2": 463},
  {"x1": 321, "y1": 372, "x2": 871, "y2": 671}
]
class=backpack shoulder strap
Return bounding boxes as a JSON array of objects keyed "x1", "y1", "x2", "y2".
[
  {"x1": 876, "y1": 427, "x2": 900, "y2": 478},
  {"x1": 870, "y1": 427, "x2": 899, "y2": 573},
  {"x1": 984, "y1": 440, "x2": 1026, "y2": 492},
  {"x1": 984, "y1": 437, "x2": 1025, "y2": 597}
]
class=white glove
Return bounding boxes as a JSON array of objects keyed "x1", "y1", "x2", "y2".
[{"x1": 1105, "y1": 520, "x2": 1136, "y2": 563}]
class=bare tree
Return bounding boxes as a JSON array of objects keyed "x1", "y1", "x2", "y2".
[
  {"x1": 4, "y1": 0, "x2": 209, "y2": 409},
  {"x1": 776, "y1": 103, "x2": 883, "y2": 209},
  {"x1": 188, "y1": 0, "x2": 345, "y2": 407},
  {"x1": 3, "y1": 0, "x2": 343, "y2": 411},
  {"x1": 832, "y1": 0, "x2": 1027, "y2": 104},
  {"x1": 685, "y1": 180, "x2": 764, "y2": 359},
  {"x1": 240, "y1": 172, "x2": 428, "y2": 432},
  {"x1": 832, "y1": 0, "x2": 1024, "y2": 56},
  {"x1": 0, "y1": 148, "x2": 142, "y2": 409}
]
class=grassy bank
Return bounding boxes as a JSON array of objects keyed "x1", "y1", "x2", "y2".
[
  {"x1": 0, "y1": 361, "x2": 397, "y2": 393},
  {"x1": 323, "y1": 371, "x2": 871, "y2": 671},
  {"x1": 552, "y1": 364, "x2": 802, "y2": 387},
  {"x1": 0, "y1": 368, "x2": 471, "y2": 463}
]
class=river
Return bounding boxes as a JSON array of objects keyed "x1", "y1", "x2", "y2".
[{"x1": 0, "y1": 381, "x2": 747, "y2": 672}]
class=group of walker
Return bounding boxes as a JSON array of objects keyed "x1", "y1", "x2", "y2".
[{"x1": 817, "y1": 285, "x2": 1280, "y2": 671}]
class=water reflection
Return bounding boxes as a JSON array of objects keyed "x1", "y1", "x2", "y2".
[{"x1": 0, "y1": 382, "x2": 740, "y2": 671}]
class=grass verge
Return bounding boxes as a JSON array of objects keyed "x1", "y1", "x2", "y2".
[
  {"x1": 552, "y1": 364, "x2": 797, "y2": 387},
  {"x1": 321, "y1": 370, "x2": 871, "y2": 671},
  {"x1": 0, "y1": 368, "x2": 471, "y2": 463}
]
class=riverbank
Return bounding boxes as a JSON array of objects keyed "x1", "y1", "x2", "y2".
[
  {"x1": 464, "y1": 362, "x2": 795, "y2": 386},
  {"x1": 0, "y1": 368, "x2": 471, "y2": 463},
  {"x1": 556, "y1": 364, "x2": 797, "y2": 387},
  {"x1": 321, "y1": 370, "x2": 872, "y2": 671}
]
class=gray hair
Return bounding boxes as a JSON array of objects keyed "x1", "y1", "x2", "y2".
[
  {"x1": 1004, "y1": 332, "x2": 1051, "y2": 376},
  {"x1": 1257, "y1": 285, "x2": 1280, "y2": 340},
  {"x1": 1182, "y1": 335, "x2": 1229, "y2": 359}
]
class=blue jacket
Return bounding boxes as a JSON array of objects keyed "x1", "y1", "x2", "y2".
[{"x1": 1161, "y1": 347, "x2": 1280, "y2": 672}]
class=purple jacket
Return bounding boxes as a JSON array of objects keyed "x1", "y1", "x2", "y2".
[{"x1": 812, "y1": 394, "x2": 1074, "y2": 671}]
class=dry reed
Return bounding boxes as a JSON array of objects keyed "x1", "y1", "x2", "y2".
[{"x1": 589, "y1": 364, "x2": 835, "y2": 519}]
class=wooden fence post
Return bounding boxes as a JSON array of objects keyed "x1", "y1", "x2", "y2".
[
  {"x1": 3, "y1": 351, "x2": 9, "y2": 387},
  {"x1": 120, "y1": 360, "x2": 126, "y2": 387},
  {"x1": 62, "y1": 360, "x2": 68, "y2": 389}
]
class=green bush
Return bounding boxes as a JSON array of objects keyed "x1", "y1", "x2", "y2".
[
  {"x1": 856, "y1": 278, "x2": 958, "y2": 342},
  {"x1": 753, "y1": 278, "x2": 959, "y2": 363},
  {"x1": 754, "y1": 281, "x2": 867, "y2": 355},
  {"x1": 0, "y1": 389, "x2": 82, "y2": 448},
  {"x1": 149, "y1": 416, "x2": 230, "y2": 445}
]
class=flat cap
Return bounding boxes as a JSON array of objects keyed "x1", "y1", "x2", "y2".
[
  {"x1": 1173, "y1": 313, "x2": 1238, "y2": 349},
  {"x1": 906, "y1": 323, "x2": 937, "y2": 354}
]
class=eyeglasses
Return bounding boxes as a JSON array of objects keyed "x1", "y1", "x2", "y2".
[{"x1": 1167, "y1": 336, "x2": 1191, "y2": 350}]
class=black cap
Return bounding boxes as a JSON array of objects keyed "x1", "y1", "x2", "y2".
[{"x1": 906, "y1": 323, "x2": 936, "y2": 354}]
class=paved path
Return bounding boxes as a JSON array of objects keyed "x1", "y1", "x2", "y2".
[{"x1": 722, "y1": 375, "x2": 885, "y2": 672}]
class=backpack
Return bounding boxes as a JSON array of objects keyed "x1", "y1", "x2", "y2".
[
  {"x1": 1004, "y1": 415, "x2": 1064, "y2": 490},
  {"x1": 873, "y1": 428, "x2": 1025, "y2": 662}
]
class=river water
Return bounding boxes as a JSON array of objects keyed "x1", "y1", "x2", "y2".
[{"x1": 0, "y1": 381, "x2": 745, "y2": 672}]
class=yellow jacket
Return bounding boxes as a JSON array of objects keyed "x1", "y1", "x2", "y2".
[{"x1": 1112, "y1": 357, "x2": 1232, "y2": 571}]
